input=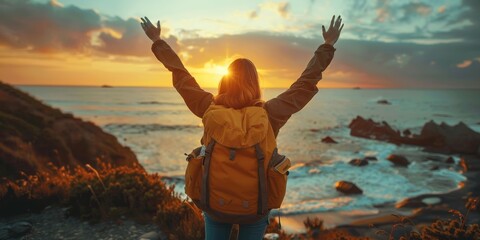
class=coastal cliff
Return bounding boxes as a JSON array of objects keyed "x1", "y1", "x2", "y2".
[{"x1": 0, "y1": 82, "x2": 142, "y2": 179}]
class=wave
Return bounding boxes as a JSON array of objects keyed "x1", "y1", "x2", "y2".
[
  {"x1": 103, "y1": 123, "x2": 202, "y2": 134},
  {"x1": 47, "y1": 100, "x2": 183, "y2": 106},
  {"x1": 137, "y1": 101, "x2": 183, "y2": 105}
]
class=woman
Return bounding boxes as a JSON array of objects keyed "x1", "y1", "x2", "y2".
[{"x1": 141, "y1": 15, "x2": 343, "y2": 240}]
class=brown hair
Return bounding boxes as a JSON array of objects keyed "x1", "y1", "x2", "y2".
[{"x1": 214, "y1": 58, "x2": 263, "y2": 109}]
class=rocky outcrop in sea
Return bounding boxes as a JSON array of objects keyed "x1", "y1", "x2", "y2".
[{"x1": 348, "y1": 116, "x2": 480, "y2": 156}]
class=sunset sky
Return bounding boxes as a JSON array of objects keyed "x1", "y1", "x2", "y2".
[{"x1": 0, "y1": 0, "x2": 479, "y2": 88}]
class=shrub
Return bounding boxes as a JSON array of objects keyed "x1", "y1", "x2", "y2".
[{"x1": 0, "y1": 162, "x2": 205, "y2": 239}]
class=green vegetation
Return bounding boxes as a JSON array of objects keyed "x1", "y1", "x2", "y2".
[{"x1": 1, "y1": 163, "x2": 478, "y2": 240}]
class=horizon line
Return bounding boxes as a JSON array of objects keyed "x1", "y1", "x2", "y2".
[{"x1": 11, "y1": 83, "x2": 480, "y2": 90}]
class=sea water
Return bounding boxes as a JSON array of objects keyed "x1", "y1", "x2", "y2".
[{"x1": 19, "y1": 86, "x2": 479, "y2": 217}]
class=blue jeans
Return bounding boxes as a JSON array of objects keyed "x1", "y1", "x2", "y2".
[{"x1": 204, "y1": 213, "x2": 269, "y2": 240}]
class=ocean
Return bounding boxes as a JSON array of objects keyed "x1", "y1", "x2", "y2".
[{"x1": 18, "y1": 86, "x2": 479, "y2": 220}]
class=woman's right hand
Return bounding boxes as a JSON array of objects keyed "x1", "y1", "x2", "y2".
[
  {"x1": 322, "y1": 15, "x2": 344, "y2": 46},
  {"x1": 141, "y1": 16, "x2": 161, "y2": 42}
]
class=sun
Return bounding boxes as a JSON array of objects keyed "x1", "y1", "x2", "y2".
[{"x1": 213, "y1": 65, "x2": 229, "y2": 76}]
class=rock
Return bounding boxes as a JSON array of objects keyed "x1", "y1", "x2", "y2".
[
  {"x1": 396, "y1": 198, "x2": 426, "y2": 209},
  {"x1": 0, "y1": 226, "x2": 10, "y2": 240},
  {"x1": 363, "y1": 156, "x2": 377, "y2": 161},
  {"x1": 445, "y1": 156, "x2": 455, "y2": 164},
  {"x1": 321, "y1": 136, "x2": 338, "y2": 144},
  {"x1": 377, "y1": 99, "x2": 391, "y2": 105},
  {"x1": 349, "y1": 158, "x2": 369, "y2": 166},
  {"x1": 0, "y1": 82, "x2": 143, "y2": 179},
  {"x1": 9, "y1": 221, "x2": 32, "y2": 238},
  {"x1": 264, "y1": 233, "x2": 280, "y2": 240},
  {"x1": 420, "y1": 121, "x2": 480, "y2": 155},
  {"x1": 335, "y1": 181, "x2": 363, "y2": 195},
  {"x1": 348, "y1": 116, "x2": 480, "y2": 156},
  {"x1": 459, "y1": 156, "x2": 480, "y2": 172},
  {"x1": 348, "y1": 116, "x2": 401, "y2": 141},
  {"x1": 402, "y1": 129, "x2": 411, "y2": 137},
  {"x1": 387, "y1": 154, "x2": 410, "y2": 167},
  {"x1": 310, "y1": 128, "x2": 320, "y2": 132},
  {"x1": 391, "y1": 225, "x2": 415, "y2": 240},
  {"x1": 0, "y1": 222, "x2": 33, "y2": 240},
  {"x1": 396, "y1": 196, "x2": 442, "y2": 209},
  {"x1": 139, "y1": 231, "x2": 161, "y2": 240},
  {"x1": 422, "y1": 197, "x2": 441, "y2": 205},
  {"x1": 425, "y1": 155, "x2": 443, "y2": 162}
]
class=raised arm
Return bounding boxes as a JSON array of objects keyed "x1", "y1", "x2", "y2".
[
  {"x1": 265, "y1": 15, "x2": 344, "y2": 136},
  {"x1": 141, "y1": 17, "x2": 213, "y2": 118}
]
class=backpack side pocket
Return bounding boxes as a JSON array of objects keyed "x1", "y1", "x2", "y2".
[
  {"x1": 185, "y1": 156, "x2": 203, "y2": 200},
  {"x1": 267, "y1": 149, "x2": 290, "y2": 209}
]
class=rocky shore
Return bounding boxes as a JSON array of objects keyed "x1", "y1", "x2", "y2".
[
  {"x1": 322, "y1": 117, "x2": 480, "y2": 238},
  {"x1": 0, "y1": 206, "x2": 165, "y2": 240}
]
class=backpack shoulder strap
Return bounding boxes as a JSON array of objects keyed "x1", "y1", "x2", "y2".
[
  {"x1": 254, "y1": 143, "x2": 268, "y2": 215},
  {"x1": 201, "y1": 140, "x2": 216, "y2": 209}
]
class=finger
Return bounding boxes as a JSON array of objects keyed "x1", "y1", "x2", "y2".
[
  {"x1": 140, "y1": 22, "x2": 145, "y2": 30},
  {"x1": 329, "y1": 15, "x2": 335, "y2": 29},
  {"x1": 145, "y1": 16, "x2": 153, "y2": 26},
  {"x1": 322, "y1": 25, "x2": 326, "y2": 35},
  {"x1": 141, "y1": 17, "x2": 146, "y2": 24},
  {"x1": 157, "y1": 20, "x2": 160, "y2": 29},
  {"x1": 339, "y1": 23, "x2": 344, "y2": 33},
  {"x1": 335, "y1": 15, "x2": 342, "y2": 28}
]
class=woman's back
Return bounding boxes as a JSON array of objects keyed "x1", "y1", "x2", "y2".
[{"x1": 141, "y1": 14, "x2": 344, "y2": 240}]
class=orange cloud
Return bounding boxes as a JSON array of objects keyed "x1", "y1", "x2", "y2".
[{"x1": 457, "y1": 60, "x2": 472, "y2": 68}]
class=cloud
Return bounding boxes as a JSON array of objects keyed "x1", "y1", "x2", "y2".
[
  {"x1": 432, "y1": 0, "x2": 480, "y2": 43},
  {"x1": 341, "y1": 0, "x2": 479, "y2": 45},
  {"x1": 438, "y1": 5, "x2": 446, "y2": 14},
  {"x1": 0, "y1": 0, "x2": 479, "y2": 88},
  {"x1": 0, "y1": 0, "x2": 101, "y2": 52},
  {"x1": 95, "y1": 17, "x2": 179, "y2": 56},
  {"x1": 0, "y1": 0, "x2": 177, "y2": 56},
  {"x1": 457, "y1": 60, "x2": 472, "y2": 68},
  {"x1": 374, "y1": 1, "x2": 432, "y2": 23},
  {"x1": 176, "y1": 31, "x2": 480, "y2": 88},
  {"x1": 403, "y1": 2, "x2": 432, "y2": 18},
  {"x1": 49, "y1": 0, "x2": 63, "y2": 7},
  {"x1": 260, "y1": 1, "x2": 290, "y2": 19},
  {"x1": 248, "y1": 10, "x2": 259, "y2": 19}
]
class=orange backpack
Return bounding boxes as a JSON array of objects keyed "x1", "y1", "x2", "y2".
[{"x1": 184, "y1": 104, "x2": 291, "y2": 223}]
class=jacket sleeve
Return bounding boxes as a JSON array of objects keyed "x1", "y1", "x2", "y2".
[
  {"x1": 151, "y1": 40, "x2": 213, "y2": 118},
  {"x1": 264, "y1": 44, "x2": 336, "y2": 136}
]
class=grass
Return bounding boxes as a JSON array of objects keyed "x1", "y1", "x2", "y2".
[{"x1": 1, "y1": 162, "x2": 478, "y2": 240}]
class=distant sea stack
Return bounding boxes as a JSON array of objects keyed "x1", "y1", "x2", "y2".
[
  {"x1": 101, "y1": 85, "x2": 113, "y2": 88},
  {"x1": 0, "y1": 82, "x2": 142, "y2": 179}
]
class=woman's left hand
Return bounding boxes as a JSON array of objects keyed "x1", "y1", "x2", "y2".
[
  {"x1": 322, "y1": 15, "x2": 344, "y2": 46},
  {"x1": 141, "y1": 16, "x2": 161, "y2": 42}
]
